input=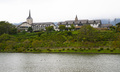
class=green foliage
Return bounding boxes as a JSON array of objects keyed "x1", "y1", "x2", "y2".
[
  {"x1": 0, "y1": 34, "x2": 15, "y2": 42},
  {"x1": 71, "y1": 24, "x2": 75, "y2": 30},
  {"x1": 28, "y1": 27, "x2": 33, "y2": 32},
  {"x1": 37, "y1": 32, "x2": 43, "y2": 37},
  {"x1": 45, "y1": 26, "x2": 54, "y2": 32},
  {"x1": 78, "y1": 25, "x2": 99, "y2": 42},
  {"x1": 109, "y1": 26, "x2": 116, "y2": 31},
  {"x1": 116, "y1": 23, "x2": 120, "y2": 32},
  {"x1": 59, "y1": 25, "x2": 66, "y2": 31},
  {"x1": 0, "y1": 21, "x2": 17, "y2": 35},
  {"x1": 0, "y1": 24, "x2": 120, "y2": 53}
]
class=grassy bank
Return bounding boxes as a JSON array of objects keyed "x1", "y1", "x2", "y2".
[
  {"x1": 1, "y1": 47, "x2": 120, "y2": 54},
  {"x1": 0, "y1": 25, "x2": 120, "y2": 53}
]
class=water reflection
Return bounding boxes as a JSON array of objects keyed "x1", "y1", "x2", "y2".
[{"x1": 0, "y1": 53, "x2": 120, "y2": 72}]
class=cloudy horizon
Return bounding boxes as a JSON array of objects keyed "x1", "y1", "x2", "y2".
[{"x1": 0, "y1": 0, "x2": 120, "y2": 23}]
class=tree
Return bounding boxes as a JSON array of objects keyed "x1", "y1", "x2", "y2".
[
  {"x1": 0, "y1": 34, "x2": 15, "y2": 42},
  {"x1": 0, "y1": 21, "x2": 17, "y2": 35},
  {"x1": 59, "y1": 25, "x2": 66, "y2": 31},
  {"x1": 45, "y1": 26, "x2": 54, "y2": 32},
  {"x1": 28, "y1": 27, "x2": 33, "y2": 32},
  {"x1": 71, "y1": 24, "x2": 75, "y2": 31},
  {"x1": 109, "y1": 26, "x2": 116, "y2": 31},
  {"x1": 116, "y1": 23, "x2": 120, "y2": 32},
  {"x1": 78, "y1": 25, "x2": 99, "y2": 42}
]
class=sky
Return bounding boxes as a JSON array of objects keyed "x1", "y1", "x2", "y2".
[{"x1": 0, "y1": 0, "x2": 120, "y2": 23}]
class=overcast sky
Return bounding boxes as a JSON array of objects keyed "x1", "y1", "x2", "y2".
[{"x1": 0, "y1": 0, "x2": 120, "y2": 23}]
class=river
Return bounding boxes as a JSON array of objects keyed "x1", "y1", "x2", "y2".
[{"x1": 0, "y1": 53, "x2": 120, "y2": 72}]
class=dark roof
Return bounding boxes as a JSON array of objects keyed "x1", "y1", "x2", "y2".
[
  {"x1": 57, "y1": 20, "x2": 101, "y2": 25},
  {"x1": 101, "y1": 24, "x2": 113, "y2": 27},
  {"x1": 88, "y1": 20, "x2": 101, "y2": 24},
  {"x1": 78, "y1": 20, "x2": 88, "y2": 24},
  {"x1": 32, "y1": 22, "x2": 54, "y2": 26}
]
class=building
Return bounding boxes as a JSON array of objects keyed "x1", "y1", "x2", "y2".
[
  {"x1": 57, "y1": 15, "x2": 102, "y2": 30},
  {"x1": 17, "y1": 10, "x2": 56, "y2": 32},
  {"x1": 18, "y1": 11, "x2": 114, "y2": 32}
]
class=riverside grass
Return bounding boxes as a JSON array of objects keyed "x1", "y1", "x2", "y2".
[{"x1": 1, "y1": 48, "x2": 120, "y2": 54}]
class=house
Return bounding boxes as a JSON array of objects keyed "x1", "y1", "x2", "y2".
[
  {"x1": 57, "y1": 15, "x2": 102, "y2": 30},
  {"x1": 100, "y1": 24, "x2": 113, "y2": 29}
]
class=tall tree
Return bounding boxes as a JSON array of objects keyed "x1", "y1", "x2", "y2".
[
  {"x1": 116, "y1": 23, "x2": 120, "y2": 32},
  {"x1": 78, "y1": 25, "x2": 98, "y2": 42},
  {"x1": 45, "y1": 26, "x2": 54, "y2": 32},
  {"x1": 59, "y1": 25, "x2": 66, "y2": 31},
  {"x1": 0, "y1": 21, "x2": 17, "y2": 35},
  {"x1": 71, "y1": 24, "x2": 75, "y2": 31},
  {"x1": 28, "y1": 27, "x2": 33, "y2": 32}
]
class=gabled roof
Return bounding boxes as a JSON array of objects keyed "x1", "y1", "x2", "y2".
[
  {"x1": 32, "y1": 22, "x2": 54, "y2": 26},
  {"x1": 78, "y1": 20, "x2": 88, "y2": 24},
  {"x1": 101, "y1": 24, "x2": 113, "y2": 27},
  {"x1": 88, "y1": 20, "x2": 101, "y2": 24}
]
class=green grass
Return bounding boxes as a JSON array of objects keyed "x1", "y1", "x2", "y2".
[{"x1": 1, "y1": 48, "x2": 120, "y2": 53}]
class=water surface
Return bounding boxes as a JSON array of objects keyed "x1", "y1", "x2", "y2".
[{"x1": 0, "y1": 53, "x2": 120, "y2": 72}]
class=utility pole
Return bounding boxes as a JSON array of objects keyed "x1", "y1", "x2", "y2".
[
  {"x1": 114, "y1": 18, "x2": 116, "y2": 25},
  {"x1": 108, "y1": 19, "x2": 110, "y2": 24}
]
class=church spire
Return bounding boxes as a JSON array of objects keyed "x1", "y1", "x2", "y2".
[
  {"x1": 27, "y1": 10, "x2": 33, "y2": 24},
  {"x1": 75, "y1": 15, "x2": 78, "y2": 22},
  {"x1": 27, "y1": 10, "x2": 32, "y2": 19}
]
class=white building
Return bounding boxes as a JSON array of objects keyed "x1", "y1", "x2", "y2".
[
  {"x1": 17, "y1": 10, "x2": 56, "y2": 32},
  {"x1": 57, "y1": 15, "x2": 102, "y2": 29}
]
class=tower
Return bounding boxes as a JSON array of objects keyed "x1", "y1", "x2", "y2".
[
  {"x1": 75, "y1": 15, "x2": 78, "y2": 22},
  {"x1": 27, "y1": 10, "x2": 33, "y2": 24}
]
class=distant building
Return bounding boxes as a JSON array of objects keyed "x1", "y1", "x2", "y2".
[
  {"x1": 100, "y1": 24, "x2": 113, "y2": 29},
  {"x1": 57, "y1": 15, "x2": 102, "y2": 30},
  {"x1": 17, "y1": 11, "x2": 113, "y2": 32},
  {"x1": 17, "y1": 10, "x2": 56, "y2": 32},
  {"x1": 101, "y1": 24, "x2": 113, "y2": 30}
]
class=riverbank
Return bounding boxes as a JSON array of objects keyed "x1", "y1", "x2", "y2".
[{"x1": 1, "y1": 48, "x2": 120, "y2": 54}]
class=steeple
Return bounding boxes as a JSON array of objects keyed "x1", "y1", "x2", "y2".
[
  {"x1": 27, "y1": 10, "x2": 32, "y2": 19},
  {"x1": 27, "y1": 10, "x2": 33, "y2": 24},
  {"x1": 75, "y1": 15, "x2": 78, "y2": 22}
]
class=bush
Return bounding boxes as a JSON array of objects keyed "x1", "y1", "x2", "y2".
[
  {"x1": 67, "y1": 48, "x2": 70, "y2": 50},
  {"x1": 72, "y1": 48, "x2": 74, "y2": 50},
  {"x1": 100, "y1": 47, "x2": 104, "y2": 50},
  {"x1": 107, "y1": 48, "x2": 109, "y2": 50},
  {"x1": 110, "y1": 50, "x2": 113, "y2": 52}
]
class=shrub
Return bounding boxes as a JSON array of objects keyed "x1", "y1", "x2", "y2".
[
  {"x1": 100, "y1": 47, "x2": 104, "y2": 50},
  {"x1": 72, "y1": 48, "x2": 74, "y2": 50},
  {"x1": 59, "y1": 50, "x2": 61, "y2": 52},
  {"x1": 98, "y1": 49, "x2": 101, "y2": 52},
  {"x1": 67, "y1": 48, "x2": 70, "y2": 50},
  {"x1": 107, "y1": 48, "x2": 109, "y2": 50},
  {"x1": 110, "y1": 50, "x2": 113, "y2": 52}
]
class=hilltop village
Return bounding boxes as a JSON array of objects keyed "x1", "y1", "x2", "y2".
[
  {"x1": 1, "y1": 10, "x2": 120, "y2": 53},
  {"x1": 17, "y1": 11, "x2": 113, "y2": 32}
]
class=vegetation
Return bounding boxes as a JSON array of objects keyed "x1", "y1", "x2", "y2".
[
  {"x1": 0, "y1": 21, "x2": 120, "y2": 53},
  {"x1": 45, "y1": 26, "x2": 54, "y2": 32},
  {"x1": 0, "y1": 21, "x2": 17, "y2": 35},
  {"x1": 59, "y1": 25, "x2": 66, "y2": 31},
  {"x1": 28, "y1": 27, "x2": 33, "y2": 32}
]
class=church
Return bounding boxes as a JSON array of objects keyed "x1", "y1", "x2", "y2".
[{"x1": 17, "y1": 11, "x2": 56, "y2": 32}]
